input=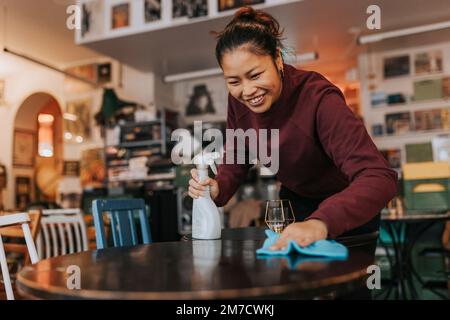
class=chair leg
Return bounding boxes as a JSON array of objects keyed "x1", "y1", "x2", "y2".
[
  {"x1": 21, "y1": 223, "x2": 39, "y2": 264},
  {"x1": 0, "y1": 236, "x2": 14, "y2": 300}
]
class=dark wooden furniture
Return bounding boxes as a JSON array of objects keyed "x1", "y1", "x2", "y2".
[{"x1": 16, "y1": 227, "x2": 376, "y2": 300}]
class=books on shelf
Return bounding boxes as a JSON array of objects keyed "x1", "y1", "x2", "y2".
[
  {"x1": 372, "y1": 124, "x2": 384, "y2": 137},
  {"x1": 413, "y1": 78, "x2": 443, "y2": 101},
  {"x1": 405, "y1": 142, "x2": 434, "y2": 163},
  {"x1": 414, "y1": 109, "x2": 445, "y2": 131},
  {"x1": 443, "y1": 77, "x2": 450, "y2": 99},
  {"x1": 383, "y1": 55, "x2": 410, "y2": 79},
  {"x1": 385, "y1": 112, "x2": 412, "y2": 135},
  {"x1": 414, "y1": 50, "x2": 443, "y2": 75},
  {"x1": 370, "y1": 91, "x2": 386, "y2": 107}
]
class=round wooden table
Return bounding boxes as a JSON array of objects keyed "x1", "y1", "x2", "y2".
[{"x1": 17, "y1": 228, "x2": 376, "y2": 299}]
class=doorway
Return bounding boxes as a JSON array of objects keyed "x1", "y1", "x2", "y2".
[{"x1": 13, "y1": 92, "x2": 63, "y2": 210}]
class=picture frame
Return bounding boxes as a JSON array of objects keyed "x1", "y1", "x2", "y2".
[
  {"x1": 218, "y1": 0, "x2": 265, "y2": 12},
  {"x1": 383, "y1": 55, "x2": 410, "y2": 79},
  {"x1": 144, "y1": 0, "x2": 162, "y2": 23},
  {"x1": 13, "y1": 129, "x2": 35, "y2": 167},
  {"x1": 65, "y1": 99, "x2": 92, "y2": 143},
  {"x1": 63, "y1": 160, "x2": 81, "y2": 177},
  {"x1": 64, "y1": 59, "x2": 119, "y2": 92},
  {"x1": 80, "y1": 0, "x2": 104, "y2": 38},
  {"x1": 173, "y1": 0, "x2": 208, "y2": 20},
  {"x1": 15, "y1": 176, "x2": 32, "y2": 210},
  {"x1": 414, "y1": 50, "x2": 443, "y2": 75},
  {"x1": 385, "y1": 112, "x2": 412, "y2": 135},
  {"x1": 111, "y1": 1, "x2": 131, "y2": 30}
]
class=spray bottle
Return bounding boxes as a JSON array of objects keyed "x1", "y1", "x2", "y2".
[{"x1": 192, "y1": 151, "x2": 222, "y2": 240}]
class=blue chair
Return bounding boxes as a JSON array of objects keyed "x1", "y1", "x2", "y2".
[{"x1": 92, "y1": 199, "x2": 152, "y2": 249}]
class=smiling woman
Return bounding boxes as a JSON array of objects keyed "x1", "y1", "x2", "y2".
[
  {"x1": 214, "y1": 7, "x2": 284, "y2": 114},
  {"x1": 188, "y1": 6, "x2": 397, "y2": 255}
]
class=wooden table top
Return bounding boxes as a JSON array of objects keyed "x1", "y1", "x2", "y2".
[{"x1": 17, "y1": 228, "x2": 375, "y2": 300}]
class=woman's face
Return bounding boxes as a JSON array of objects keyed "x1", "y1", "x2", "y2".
[{"x1": 221, "y1": 46, "x2": 282, "y2": 114}]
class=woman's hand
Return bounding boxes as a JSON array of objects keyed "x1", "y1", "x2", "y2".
[
  {"x1": 270, "y1": 219, "x2": 328, "y2": 250},
  {"x1": 189, "y1": 168, "x2": 220, "y2": 200}
]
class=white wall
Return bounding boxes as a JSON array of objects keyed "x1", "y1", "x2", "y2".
[{"x1": 358, "y1": 37, "x2": 450, "y2": 163}]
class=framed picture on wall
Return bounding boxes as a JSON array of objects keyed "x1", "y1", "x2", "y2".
[
  {"x1": 13, "y1": 130, "x2": 35, "y2": 167},
  {"x1": 65, "y1": 99, "x2": 92, "y2": 143},
  {"x1": 111, "y1": 2, "x2": 131, "y2": 30},
  {"x1": 173, "y1": 0, "x2": 208, "y2": 19},
  {"x1": 385, "y1": 112, "x2": 412, "y2": 135},
  {"x1": 383, "y1": 55, "x2": 410, "y2": 79},
  {"x1": 144, "y1": 0, "x2": 161, "y2": 23},
  {"x1": 414, "y1": 50, "x2": 443, "y2": 75},
  {"x1": 185, "y1": 84, "x2": 216, "y2": 116},
  {"x1": 80, "y1": 0, "x2": 104, "y2": 38},
  {"x1": 63, "y1": 161, "x2": 81, "y2": 177},
  {"x1": 218, "y1": 0, "x2": 265, "y2": 12},
  {"x1": 15, "y1": 176, "x2": 31, "y2": 210}
]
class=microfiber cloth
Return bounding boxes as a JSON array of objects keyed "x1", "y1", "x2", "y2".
[{"x1": 256, "y1": 229, "x2": 349, "y2": 259}]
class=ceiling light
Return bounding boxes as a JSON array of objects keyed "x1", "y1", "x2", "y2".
[{"x1": 164, "y1": 68, "x2": 223, "y2": 83}]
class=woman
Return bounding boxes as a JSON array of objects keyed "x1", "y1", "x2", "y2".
[{"x1": 188, "y1": 6, "x2": 397, "y2": 250}]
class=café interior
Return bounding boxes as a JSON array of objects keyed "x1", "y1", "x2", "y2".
[{"x1": 0, "y1": 0, "x2": 449, "y2": 301}]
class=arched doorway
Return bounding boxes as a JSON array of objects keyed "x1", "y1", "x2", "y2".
[{"x1": 13, "y1": 92, "x2": 63, "y2": 210}]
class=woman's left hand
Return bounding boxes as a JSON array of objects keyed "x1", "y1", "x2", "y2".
[{"x1": 270, "y1": 219, "x2": 328, "y2": 250}]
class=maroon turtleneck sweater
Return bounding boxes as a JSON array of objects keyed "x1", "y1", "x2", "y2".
[{"x1": 213, "y1": 64, "x2": 398, "y2": 238}]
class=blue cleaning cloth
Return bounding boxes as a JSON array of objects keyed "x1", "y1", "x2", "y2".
[{"x1": 256, "y1": 229, "x2": 348, "y2": 259}]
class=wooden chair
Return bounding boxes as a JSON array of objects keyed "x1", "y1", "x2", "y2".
[
  {"x1": 0, "y1": 212, "x2": 40, "y2": 300},
  {"x1": 0, "y1": 210, "x2": 41, "y2": 265},
  {"x1": 37, "y1": 208, "x2": 88, "y2": 259},
  {"x1": 92, "y1": 199, "x2": 152, "y2": 249}
]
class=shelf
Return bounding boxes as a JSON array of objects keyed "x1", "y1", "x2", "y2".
[
  {"x1": 370, "y1": 98, "x2": 450, "y2": 112},
  {"x1": 76, "y1": 0, "x2": 305, "y2": 74},
  {"x1": 373, "y1": 128, "x2": 450, "y2": 140},
  {"x1": 108, "y1": 120, "x2": 162, "y2": 128},
  {"x1": 114, "y1": 140, "x2": 163, "y2": 148},
  {"x1": 376, "y1": 72, "x2": 448, "y2": 84},
  {"x1": 108, "y1": 172, "x2": 176, "y2": 183}
]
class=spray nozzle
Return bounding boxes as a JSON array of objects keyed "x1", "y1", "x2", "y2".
[{"x1": 193, "y1": 151, "x2": 221, "y2": 175}]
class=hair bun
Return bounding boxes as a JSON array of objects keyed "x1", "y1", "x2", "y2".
[
  {"x1": 234, "y1": 6, "x2": 257, "y2": 22},
  {"x1": 233, "y1": 6, "x2": 282, "y2": 39}
]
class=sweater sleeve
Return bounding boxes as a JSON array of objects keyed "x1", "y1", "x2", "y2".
[
  {"x1": 305, "y1": 90, "x2": 398, "y2": 238},
  {"x1": 213, "y1": 100, "x2": 252, "y2": 207}
]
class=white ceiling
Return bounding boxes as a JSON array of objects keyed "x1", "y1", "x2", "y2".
[{"x1": 1, "y1": 0, "x2": 450, "y2": 80}]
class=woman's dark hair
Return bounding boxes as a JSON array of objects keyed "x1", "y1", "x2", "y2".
[{"x1": 213, "y1": 6, "x2": 284, "y2": 66}]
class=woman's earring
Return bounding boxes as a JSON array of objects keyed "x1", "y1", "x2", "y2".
[{"x1": 279, "y1": 67, "x2": 284, "y2": 80}]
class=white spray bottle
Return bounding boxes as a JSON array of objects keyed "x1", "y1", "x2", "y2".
[{"x1": 192, "y1": 151, "x2": 222, "y2": 240}]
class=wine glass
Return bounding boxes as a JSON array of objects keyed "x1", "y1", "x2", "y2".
[{"x1": 265, "y1": 199, "x2": 295, "y2": 233}]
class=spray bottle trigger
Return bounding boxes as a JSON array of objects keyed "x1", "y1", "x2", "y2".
[{"x1": 210, "y1": 162, "x2": 217, "y2": 175}]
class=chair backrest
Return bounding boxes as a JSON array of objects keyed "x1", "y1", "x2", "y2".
[
  {"x1": 37, "y1": 208, "x2": 89, "y2": 259},
  {"x1": 92, "y1": 199, "x2": 152, "y2": 249},
  {"x1": 0, "y1": 212, "x2": 40, "y2": 300},
  {"x1": 0, "y1": 210, "x2": 41, "y2": 265}
]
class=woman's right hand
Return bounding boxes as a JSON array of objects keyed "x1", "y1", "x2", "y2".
[{"x1": 189, "y1": 169, "x2": 220, "y2": 200}]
